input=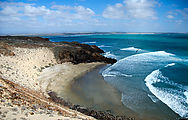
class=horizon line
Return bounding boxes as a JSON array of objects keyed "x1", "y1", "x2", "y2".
[{"x1": 1, "y1": 32, "x2": 188, "y2": 36}]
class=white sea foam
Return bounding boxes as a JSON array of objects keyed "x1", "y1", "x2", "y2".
[
  {"x1": 103, "y1": 52, "x2": 117, "y2": 59},
  {"x1": 165, "y1": 63, "x2": 176, "y2": 67},
  {"x1": 102, "y1": 71, "x2": 132, "y2": 78},
  {"x1": 98, "y1": 45, "x2": 112, "y2": 48},
  {"x1": 144, "y1": 69, "x2": 188, "y2": 118},
  {"x1": 82, "y1": 41, "x2": 96, "y2": 44},
  {"x1": 144, "y1": 51, "x2": 174, "y2": 56},
  {"x1": 184, "y1": 91, "x2": 188, "y2": 104},
  {"x1": 147, "y1": 94, "x2": 159, "y2": 103},
  {"x1": 106, "y1": 51, "x2": 179, "y2": 73},
  {"x1": 118, "y1": 51, "x2": 176, "y2": 63},
  {"x1": 120, "y1": 47, "x2": 141, "y2": 51},
  {"x1": 103, "y1": 51, "x2": 181, "y2": 83},
  {"x1": 102, "y1": 50, "x2": 188, "y2": 117},
  {"x1": 102, "y1": 74, "x2": 116, "y2": 77}
]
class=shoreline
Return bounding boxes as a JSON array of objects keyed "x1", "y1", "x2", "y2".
[
  {"x1": 0, "y1": 36, "x2": 125, "y2": 120},
  {"x1": 0, "y1": 36, "x2": 185, "y2": 120},
  {"x1": 65, "y1": 64, "x2": 139, "y2": 118},
  {"x1": 38, "y1": 62, "x2": 106, "y2": 97}
]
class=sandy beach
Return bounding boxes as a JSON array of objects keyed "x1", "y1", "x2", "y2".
[
  {"x1": 0, "y1": 46, "x2": 100, "y2": 120},
  {"x1": 38, "y1": 62, "x2": 105, "y2": 97},
  {"x1": 0, "y1": 36, "x2": 119, "y2": 120},
  {"x1": 0, "y1": 77, "x2": 96, "y2": 120},
  {"x1": 0, "y1": 45, "x2": 104, "y2": 94}
]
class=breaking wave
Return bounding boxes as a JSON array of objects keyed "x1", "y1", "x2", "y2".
[
  {"x1": 98, "y1": 45, "x2": 112, "y2": 48},
  {"x1": 102, "y1": 51, "x2": 181, "y2": 79},
  {"x1": 103, "y1": 52, "x2": 117, "y2": 59},
  {"x1": 120, "y1": 47, "x2": 141, "y2": 51},
  {"x1": 102, "y1": 71, "x2": 132, "y2": 78},
  {"x1": 144, "y1": 68, "x2": 188, "y2": 118},
  {"x1": 82, "y1": 41, "x2": 96, "y2": 44}
]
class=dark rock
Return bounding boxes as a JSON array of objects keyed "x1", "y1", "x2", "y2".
[
  {"x1": 1, "y1": 114, "x2": 6, "y2": 117},
  {"x1": 71, "y1": 104, "x2": 80, "y2": 110},
  {"x1": 77, "y1": 106, "x2": 89, "y2": 115},
  {"x1": 0, "y1": 42, "x2": 15, "y2": 56},
  {"x1": 91, "y1": 45, "x2": 105, "y2": 53},
  {"x1": 48, "y1": 91, "x2": 129, "y2": 120},
  {"x1": 48, "y1": 91, "x2": 72, "y2": 107},
  {"x1": 30, "y1": 112, "x2": 34, "y2": 115},
  {"x1": 0, "y1": 36, "x2": 117, "y2": 64},
  {"x1": 46, "y1": 112, "x2": 51, "y2": 115},
  {"x1": 53, "y1": 43, "x2": 117, "y2": 64},
  {"x1": 0, "y1": 36, "x2": 49, "y2": 43}
]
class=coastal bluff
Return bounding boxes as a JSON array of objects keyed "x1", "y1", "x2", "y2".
[
  {"x1": 0, "y1": 36, "x2": 116, "y2": 64},
  {"x1": 0, "y1": 36, "x2": 123, "y2": 120}
]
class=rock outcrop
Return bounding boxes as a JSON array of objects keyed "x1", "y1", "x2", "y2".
[
  {"x1": 0, "y1": 36, "x2": 119, "y2": 120},
  {"x1": 48, "y1": 91, "x2": 128, "y2": 120},
  {"x1": 0, "y1": 36, "x2": 117, "y2": 64},
  {"x1": 0, "y1": 42, "x2": 15, "y2": 56}
]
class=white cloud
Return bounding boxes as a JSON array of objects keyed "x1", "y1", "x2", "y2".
[
  {"x1": 51, "y1": 5, "x2": 95, "y2": 18},
  {"x1": 167, "y1": 15, "x2": 174, "y2": 19},
  {"x1": 1, "y1": 6, "x2": 19, "y2": 16},
  {"x1": 0, "y1": 1, "x2": 98, "y2": 34},
  {"x1": 103, "y1": 0, "x2": 157, "y2": 19},
  {"x1": 102, "y1": 3, "x2": 125, "y2": 19},
  {"x1": 51, "y1": 5, "x2": 73, "y2": 10},
  {"x1": 0, "y1": 2, "x2": 101, "y2": 33},
  {"x1": 0, "y1": 2, "x2": 95, "y2": 19},
  {"x1": 124, "y1": 0, "x2": 156, "y2": 19},
  {"x1": 23, "y1": 5, "x2": 51, "y2": 16}
]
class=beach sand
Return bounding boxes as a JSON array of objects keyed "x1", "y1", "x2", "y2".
[
  {"x1": 0, "y1": 78, "x2": 96, "y2": 120},
  {"x1": 58, "y1": 65, "x2": 139, "y2": 119},
  {"x1": 0, "y1": 46, "x2": 101, "y2": 120},
  {"x1": 0, "y1": 37, "x2": 136, "y2": 120},
  {"x1": 0, "y1": 47, "x2": 57, "y2": 91},
  {"x1": 38, "y1": 62, "x2": 105, "y2": 97}
]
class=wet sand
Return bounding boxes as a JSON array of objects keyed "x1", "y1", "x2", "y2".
[{"x1": 57, "y1": 65, "x2": 139, "y2": 119}]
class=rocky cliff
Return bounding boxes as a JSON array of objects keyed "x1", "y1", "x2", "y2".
[
  {"x1": 0, "y1": 36, "x2": 117, "y2": 64},
  {"x1": 0, "y1": 36, "x2": 120, "y2": 120}
]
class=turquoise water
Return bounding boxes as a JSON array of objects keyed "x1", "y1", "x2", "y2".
[{"x1": 45, "y1": 33, "x2": 188, "y2": 119}]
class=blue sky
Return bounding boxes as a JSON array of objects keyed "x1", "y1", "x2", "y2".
[{"x1": 0, "y1": 0, "x2": 188, "y2": 34}]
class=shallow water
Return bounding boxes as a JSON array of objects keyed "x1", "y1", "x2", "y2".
[
  {"x1": 45, "y1": 33, "x2": 188, "y2": 119},
  {"x1": 58, "y1": 65, "x2": 139, "y2": 118}
]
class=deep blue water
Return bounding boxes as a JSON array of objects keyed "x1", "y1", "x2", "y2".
[{"x1": 44, "y1": 33, "x2": 188, "y2": 119}]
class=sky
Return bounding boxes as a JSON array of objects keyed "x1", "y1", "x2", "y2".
[{"x1": 0, "y1": 0, "x2": 188, "y2": 34}]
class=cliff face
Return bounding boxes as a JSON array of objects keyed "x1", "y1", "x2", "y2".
[
  {"x1": 53, "y1": 42, "x2": 117, "y2": 64},
  {"x1": 0, "y1": 36, "x2": 127, "y2": 120},
  {"x1": 0, "y1": 36, "x2": 117, "y2": 64}
]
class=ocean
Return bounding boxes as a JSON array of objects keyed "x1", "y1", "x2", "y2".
[{"x1": 44, "y1": 33, "x2": 188, "y2": 119}]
